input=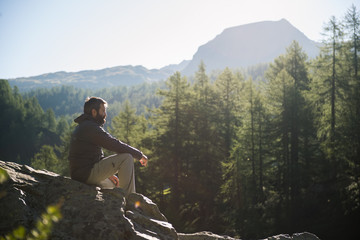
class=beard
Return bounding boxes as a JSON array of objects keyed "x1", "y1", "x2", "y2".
[{"x1": 95, "y1": 113, "x2": 106, "y2": 126}]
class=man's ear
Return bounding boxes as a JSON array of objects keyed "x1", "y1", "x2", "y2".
[{"x1": 91, "y1": 109, "x2": 97, "y2": 118}]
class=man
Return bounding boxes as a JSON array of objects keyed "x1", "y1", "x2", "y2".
[{"x1": 68, "y1": 97, "x2": 148, "y2": 196}]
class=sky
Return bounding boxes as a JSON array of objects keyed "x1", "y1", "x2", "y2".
[{"x1": 0, "y1": 0, "x2": 358, "y2": 79}]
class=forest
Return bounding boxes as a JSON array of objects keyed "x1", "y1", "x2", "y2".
[{"x1": 1, "y1": 5, "x2": 360, "y2": 239}]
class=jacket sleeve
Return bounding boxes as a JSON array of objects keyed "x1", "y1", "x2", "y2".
[{"x1": 87, "y1": 124, "x2": 143, "y2": 160}]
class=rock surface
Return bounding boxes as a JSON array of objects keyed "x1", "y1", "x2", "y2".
[
  {"x1": 0, "y1": 160, "x2": 176, "y2": 240},
  {"x1": 178, "y1": 231, "x2": 320, "y2": 240},
  {"x1": 0, "y1": 161, "x2": 320, "y2": 240}
]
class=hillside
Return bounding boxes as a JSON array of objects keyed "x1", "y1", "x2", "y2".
[{"x1": 8, "y1": 65, "x2": 172, "y2": 92}]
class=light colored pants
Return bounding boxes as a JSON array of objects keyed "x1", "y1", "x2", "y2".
[{"x1": 86, "y1": 153, "x2": 136, "y2": 196}]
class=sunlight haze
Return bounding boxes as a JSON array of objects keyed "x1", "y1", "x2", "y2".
[{"x1": 0, "y1": 0, "x2": 357, "y2": 78}]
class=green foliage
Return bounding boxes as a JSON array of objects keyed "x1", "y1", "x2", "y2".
[
  {"x1": 54, "y1": 122, "x2": 74, "y2": 176},
  {"x1": 43, "y1": 109, "x2": 57, "y2": 133},
  {"x1": 110, "y1": 100, "x2": 143, "y2": 147},
  {"x1": 214, "y1": 68, "x2": 243, "y2": 154},
  {"x1": 30, "y1": 121, "x2": 74, "y2": 176},
  {"x1": 0, "y1": 80, "x2": 61, "y2": 165},
  {"x1": 1, "y1": 203, "x2": 62, "y2": 240},
  {"x1": 154, "y1": 71, "x2": 192, "y2": 202},
  {"x1": 25, "y1": 82, "x2": 165, "y2": 128},
  {"x1": 0, "y1": 168, "x2": 9, "y2": 184},
  {"x1": 108, "y1": 100, "x2": 152, "y2": 194},
  {"x1": 31, "y1": 145, "x2": 61, "y2": 173}
]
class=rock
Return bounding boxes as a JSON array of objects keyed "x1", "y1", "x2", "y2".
[
  {"x1": 291, "y1": 232, "x2": 320, "y2": 240},
  {"x1": 178, "y1": 231, "x2": 239, "y2": 240},
  {"x1": 178, "y1": 232, "x2": 320, "y2": 240},
  {"x1": 263, "y1": 232, "x2": 320, "y2": 240},
  {"x1": 125, "y1": 193, "x2": 178, "y2": 239},
  {"x1": 0, "y1": 161, "x2": 320, "y2": 240},
  {"x1": 126, "y1": 192, "x2": 168, "y2": 222},
  {"x1": 0, "y1": 160, "x2": 177, "y2": 240},
  {"x1": 265, "y1": 234, "x2": 292, "y2": 240}
]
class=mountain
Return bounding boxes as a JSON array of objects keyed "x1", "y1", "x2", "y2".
[
  {"x1": 160, "y1": 60, "x2": 191, "y2": 73},
  {"x1": 7, "y1": 65, "x2": 176, "y2": 92},
  {"x1": 7, "y1": 19, "x2": 320, "y2": 91},
  {"x1": 181, "y1": 19, "x2": 320, "y2": 75}
]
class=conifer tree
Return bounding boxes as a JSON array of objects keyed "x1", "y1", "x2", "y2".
[
  {"x1": 182, "y1": 62, "x2": 223, "y2": 231},
  {"x1": 0, "y1": 80, "x2": 57, "y2": 164},
  {"x1": 214, "y1": 68, "x2": 243, "y2": 156},
  {"x1": 265, "y1": 41, "x2": 311, "y2": 230},
  {"x1": 266, "y1": 68, "x2": 294, "y2": 202},
  {"x1": 44, "y1": 109, "x2": 57, "y2": 133},
  {"x1": 309, "y1": 16, "x2": 344, "y2": 176},
  {"x1": 110, "y1": 100, "x2": 139, "y2": 146},
  {"x1": 31, "y1": 145, "x2": 60, "y2": 173},
  {"x1": 284, "y1": 41, "x2": 310, "y2": 206},
  {"x1": 241, "y1": 77, "x2": 267, "y2": 201},
  {"x1": 152, "y1": 72, "x2": 191, "y2": 228},
  {"x1": 55, "y1": 121, "x2": 74, "y2": 176},
  {"x1": 344, "y1": 4, "x2": 360, "y2": 184}
]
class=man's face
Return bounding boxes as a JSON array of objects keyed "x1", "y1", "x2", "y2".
[{"x1": 94, "y1": 104, "x2": 107, "y2": 125}]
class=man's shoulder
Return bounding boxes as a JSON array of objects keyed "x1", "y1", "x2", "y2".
[
  {"x1": 78, "y1": 119, "x2": 107, "y2": 134},
  {"x1": 78, "y1": 118, "x2": 97, "y2": 126},
  {"x1": 76, "y1": 119, "x2": 99, "y2": 132}
]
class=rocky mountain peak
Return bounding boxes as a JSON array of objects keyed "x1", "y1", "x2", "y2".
[{"x1": 181, "y1": 19, "x2": 319, "y2": 75}]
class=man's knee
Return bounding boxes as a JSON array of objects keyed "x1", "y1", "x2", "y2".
[{"x1": 116, "y1": 153, "x2": 134, "y2": 167}]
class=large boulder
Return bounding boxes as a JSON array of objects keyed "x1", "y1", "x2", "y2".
[
  {"x1": 0, "y1": 161, "x2": 320, "y2": 240},
  {"x1": 0, "y1": 160, "x2": 177, "y2": 239}
]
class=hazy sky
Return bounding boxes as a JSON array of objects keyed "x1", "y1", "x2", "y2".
[{"x1": 0, "y1": 0, "x2": 358, "y2": 78}]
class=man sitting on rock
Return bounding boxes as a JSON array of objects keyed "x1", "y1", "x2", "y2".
[{"x1": 68, "y1": 97, "x2": 148, "y2": 196}]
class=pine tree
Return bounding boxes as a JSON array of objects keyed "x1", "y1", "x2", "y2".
[
  {"x1": 152, "y1": 72, "x2": 191, "y2": 228},
  {"x1": 31, "y1": 145, "x2": 60, "y2": 173},
  {"x1": 214, "y1": 68, "x2": 243, "y2": 156},
  {"x1": 265, "y1": 41, "x2": 312, "y2": 230},
  {"x1": 44, "y1": 109, "x2": 57, "y2": 133},
  {"x1": 266, "y1": 68, "x2": 294, "y2": 203},
  {"x1": 181, "y1": 62, "x2": 223, "y2": 231},
  {"x1": 110, "y1": 100, "x2": 139, "y2": 146},
  {"x1": 240, "y1": 77, "x2": 268, "y2": 201},
  {"x1": 309, "y1": 16, "x2": 344, "y2": 176},
  {"x1": 344, "y1": 4, "x2": 360, "y2": 184},
  {"x1": 0, "y1": 80, "x2": 55, "y2": 164},
  {"x1": 284, "y1": 41, "x2": 310, "y2": 208},
  {"x1": 55, "y1": 121, "x2": 74, "y2": 176}
]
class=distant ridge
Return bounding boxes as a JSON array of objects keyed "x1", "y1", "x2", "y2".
[
  {"x1": 181, "y1": 19, "x2": 320, "y2": 75},
  {"x1": 8, "y1": 65, "x2": 172, "y2": 91},
  {"x1": 8, "y1": 19, "x2": 320, "y2": 91}
]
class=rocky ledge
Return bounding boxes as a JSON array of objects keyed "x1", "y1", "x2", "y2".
[{"x1": 0, "y1": 161, "x2": 320, "y2": 240}]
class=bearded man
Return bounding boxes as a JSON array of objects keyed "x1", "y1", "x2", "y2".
[{"x1": 68, "y1": 97, "x2": 148, "y2": 196}]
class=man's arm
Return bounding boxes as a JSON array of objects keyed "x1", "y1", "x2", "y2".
[{"x1": 90, "y1": 125, "x2": 144, "y2": 160}]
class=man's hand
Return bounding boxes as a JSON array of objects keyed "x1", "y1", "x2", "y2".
[
  {"x1": 108, "y1": 175, "x2": 120, "y2": 187},
  {"x1": 140, "y1": 155, "x2": 148, "y2": 167}
]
